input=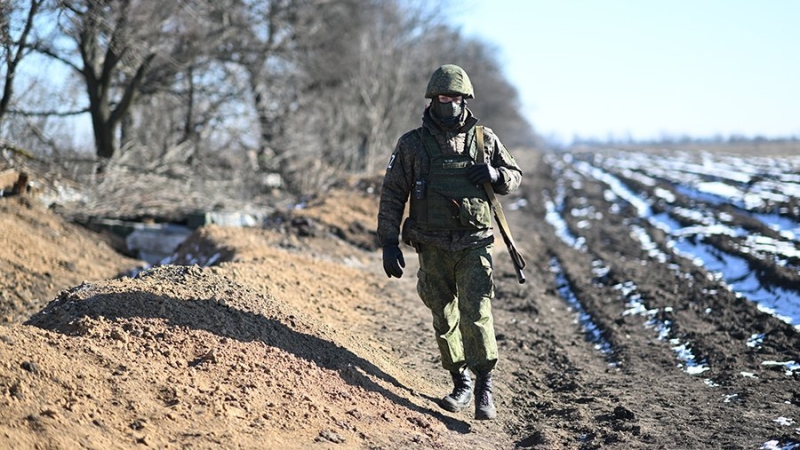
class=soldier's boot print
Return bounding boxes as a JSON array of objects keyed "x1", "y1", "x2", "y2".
[
  {"x1": 474, "y1": 371, "x2": 497, "y2": 420},
  {"x1": 440, "y1": 369, "x2": 473, "y2": 412}
]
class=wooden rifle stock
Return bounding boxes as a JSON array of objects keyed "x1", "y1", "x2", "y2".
[{"x1": 476, "y1": 126, "x2": 526, "y2": 284}]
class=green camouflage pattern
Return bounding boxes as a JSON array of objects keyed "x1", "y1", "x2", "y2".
[
  {"x1": 377, "y1": 102, "x2": 523, "y2": 381},
  {"x1": 416, "y1": 243, "x2": 497, "y2": 374},
  {"x1": 377, "y1": 108, "x2": 522, "y2": 252},
  {"x1": 425, "y1": 64, "x2": 475, "y2": 99},
  {"x1": 410, "y1": 126, "x2": 492, "y2": 231}
]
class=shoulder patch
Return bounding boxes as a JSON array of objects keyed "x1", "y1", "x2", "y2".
[{"x1": 387, "y1": 153, "x2": 397, "y2": 169}]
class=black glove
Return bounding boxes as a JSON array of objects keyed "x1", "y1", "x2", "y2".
[
  {"x1": 382, "y1": 245, "x2": 405, "y2": 278},
  {"x1": 467, "y1": 164, "x2": 500, "y2": 185}
]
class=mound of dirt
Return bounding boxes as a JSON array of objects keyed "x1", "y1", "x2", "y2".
[
  {"x1": 259, "y1": 177, "x2": 383, "y2": 252},
  {"x1": 7, "y1": 263, "x2": 442, "y2": 449},
  {"x1": 0, "y1": 196, "x2": 143, "y2": 324}
]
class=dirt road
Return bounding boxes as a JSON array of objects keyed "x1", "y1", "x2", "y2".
[{"x1": 1, "y1": 148, "x2": 798, "y2": 449}]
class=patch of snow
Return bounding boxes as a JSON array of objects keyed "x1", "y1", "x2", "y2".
[
  {"x1": 775, "y1": 417, "x2": 795, "y2": 426},
  {"x1": 550, "y1": 257, "x2": 614, "y2": 360},
  {"x1": 747, "y1": 333, "x2": 765, "y2": 348},
  {"x1": 723, "y1": 393, "x2": 738, "y2": 403},
  {"x1": 762, "y1": 360, "x2": 800, "y2": 376}
]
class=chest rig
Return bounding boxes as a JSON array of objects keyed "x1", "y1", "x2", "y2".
[{"x1": 410, "y1": 127, "x2": 492, "y2": 231}]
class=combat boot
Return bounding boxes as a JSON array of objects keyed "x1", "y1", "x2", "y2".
[
  {"x1": 474, "y1": 371, "x2": 497, "y2": 420},
  {"x1": 440, "y1": 369, "x2": 472, "y2": 412}
]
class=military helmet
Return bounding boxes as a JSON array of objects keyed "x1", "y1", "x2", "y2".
[{"x1": 425, "y1": 64, "x2": 474, "y2": 99}]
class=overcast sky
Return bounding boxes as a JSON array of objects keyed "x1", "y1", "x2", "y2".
[{"x1": 452, "y1": 0, "x2": 800, "y2": 144}]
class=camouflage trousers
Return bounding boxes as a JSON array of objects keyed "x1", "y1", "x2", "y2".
[{"x1": 416, "y1": 243, "x2": 498, "y2": 375}]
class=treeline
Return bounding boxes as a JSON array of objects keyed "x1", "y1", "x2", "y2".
[
  {"x1": 0, "y1": 0, "x2": 538, "y2": 195},
  {"x1": 568, "y1": 134, "x2": 800, "y2": 148}
]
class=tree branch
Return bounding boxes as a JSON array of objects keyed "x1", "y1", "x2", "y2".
[
  {"x1": 31, "y1": 43, "x2": 82, "y2": 74},
  {"x1": 100, "y1": 0, "x2": 129, "y2": 86},
  {"x1": 110, "y1": 52, "x2": 155, "y2": 125},
  {"x1": 7, "y1": 107, "x2": 90, "y2": 117},
  {"x1": 0, "y1": 140, "x2": 37, "y2": 160}
]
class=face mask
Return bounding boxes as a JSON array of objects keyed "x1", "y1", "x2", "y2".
[{"x1": 433, "y1": 98, "x2": 464, "y2": 127}]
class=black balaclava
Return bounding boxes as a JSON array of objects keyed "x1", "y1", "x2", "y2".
[{"x1": 431, "y1": 97, "x2": 465, "y2": 129}]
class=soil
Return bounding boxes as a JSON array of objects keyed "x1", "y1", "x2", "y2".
[{"x1": 1, "y1": 148, "x2": 799, "y2": 449}]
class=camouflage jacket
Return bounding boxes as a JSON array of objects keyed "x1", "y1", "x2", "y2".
[{"x1": 377, "y1": 107, "x2": 523, "y2": 252}]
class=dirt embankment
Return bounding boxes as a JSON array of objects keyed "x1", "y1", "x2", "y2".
[
  {"x1": 2, "y1": 147, "x2": 800, "y2": 449},
  {"x1": 0, "y1": 196, "x2": 143, "y2": 324}
]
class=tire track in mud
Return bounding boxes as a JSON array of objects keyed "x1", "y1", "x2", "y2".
[
  {"x1": 488, "y1": 150, "x2": 800, "y2": 449},
  {"x1": 487, "y1": 150, "x2": 651, "y2": 449}
]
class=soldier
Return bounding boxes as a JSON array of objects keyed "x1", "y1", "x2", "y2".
[{"x1": 377, "y1": 64, "x2": 523, "y2": 420}]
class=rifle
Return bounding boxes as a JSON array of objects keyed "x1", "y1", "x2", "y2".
[{"x1": 476, "y1": 126, "x2": 526, "y2": 284}]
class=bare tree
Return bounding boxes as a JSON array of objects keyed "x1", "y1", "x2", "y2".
[
  {"x1": 34, "y1": 0, "x2": 227, "y2": 161},
  {"x1": 0, "y1": 0, "x2": 46, "y2": 125},
  {"x1": 335, "y1": 0, "x2": 430, "y2": 174},
  {"x1": 226, "y1": 0, "x2": 304, "y2": 174},
  {"x1": 291, "y1": 1, "x2": 445, "y2": 180},
  {"x1": 205, "y1": 0, "x2": 342, "y2": 180},
  {"x1": 121, "y1": 58, "x2": 254, "y2": 174}
]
